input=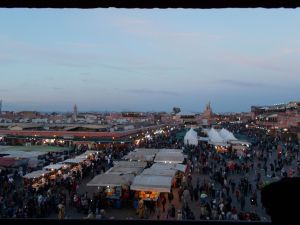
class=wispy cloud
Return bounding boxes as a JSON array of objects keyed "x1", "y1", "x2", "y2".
[
  {"x1": 126, "y1": 89, "x2": 179, "y2": 96},
  {"x1": 108, "y1": 16, "x2": 224, "y2": 44},
  {"x1": 217, "y1": 79, "x2": 266, "y2": 88},
  {"x1": 224, "y1": 52, "x2": 300, "y2": 75}
]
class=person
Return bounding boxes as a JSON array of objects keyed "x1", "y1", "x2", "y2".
[
  {"x1": 138, "y1": 199, "x2": 144, "y2": 218},
  {"x1": 84, "y1": 210, "x2": 95, "y2": 219},
  {"x1": 240, "y1": 195, "x2": 245, "y2": 211},
  {"x1": 231, "y1": 206, "x2": 238, "y2": 220},
  {"x1": 168, "y1": 191, "x2": 174, "y2": 203},
  {"x1": 155, "y1": 203, "x2": 161, "y2": 220},
  {"x1": 161, "y1": 195, "x2": 166, "y2": 212},
  {"x1": 177, "y1": 210, "x2": 182, "y2": 220},
  {"x1": 57, "y1": 203, "x2": 65, "y2": 220},
  {"x1": 171, "y1": 204, "x2": 176, "y2": 218}
]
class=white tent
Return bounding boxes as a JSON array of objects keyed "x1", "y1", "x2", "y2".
[
  {"x1": 219, "y1": 128, "x2": 237, "y2": 141},
  {"x1": 154, "y1": 150, "x2": 185, "y2": 164},
  {"x1": 207, "y1": 128, "x2": 226, "y2": 145},
  {"x1": 113, "y1": 161, "x2": 147, "y2": 168},
  {"x1": 130, "y1": 174, "x2": 173, "y2": 193},
  {"x1": 105, "y1": 165, "x2": 144, "y2": 175},
  {"x1": 229, "y1": 140, "x2": 251, "y2": 146},
  {"x1": 142, "y1": 168, "x2": 177, "y2": 177},
  {"x1": 150, "y1": 163, "x2": 187, "y2": 173},
  {"x1": 87, "y1": 174, "x2": 134, "y2": 187},
  {"x1": 123, "y1": 149, "x2": 159, "y2": 162},
  {"x1": 43, "y1": 163, "x2": 69, "y2": 171},
  {"x1": 63, "y1": 158, "x2": 85, "y2": 164},
  {"x1": 23, "y1": 170, "x2": 51, "y2": 179},
  {"x1": 184, "y1": 128, "x2": 198, "y2": 146}
]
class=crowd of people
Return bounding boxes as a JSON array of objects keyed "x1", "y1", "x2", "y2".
[{"x1": 0, "y1": 123, "x2": 299, "y2": 221}]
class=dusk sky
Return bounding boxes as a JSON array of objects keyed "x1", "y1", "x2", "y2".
[{"x1": 0, "y1": 9, "x2": 300, "y2": 113}]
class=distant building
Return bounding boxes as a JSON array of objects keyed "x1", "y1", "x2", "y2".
[
  {"x1": 0, "y1": 99, "x2": 2, "y2": 114},
  {"x1": 202, "y1": 102, "x2": 213, "y2": 119},
  {"x1": 251, "y1": 101, "x2": 300, "y2": 129},
  {"x1": 72, "y1": 104, "x2": 78, "y2": 122},
  {"x1": 200, "y1": 102, "x2": 215, "y2": 126}
]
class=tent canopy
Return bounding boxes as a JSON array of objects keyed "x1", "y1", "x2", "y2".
[
  {"x1": 154, "y1": 150, "x2": 185, "y2": 164},
  {"x1": 142, "y1": 168, "x2": 176, "y2": 177},
  {"x1": 150, "y1": 163, "x2": 187, "y2": 173},
  {"x1": 23, "y1": 170, "x2": 51, "y2": 179},
  {"x1": 123, "y1": 148, "x2": 159, "y2": 162},
  {"x1": 43, "y1": 163, "x2": 69, "y2": 171},
  {"x1": 63, "y1": 158, "x2": 85, "y2": 164},
  {"x1": 131, "y1": 174, "x2": 173, "y2": 193},
  {"x1": 184, "y1": 128, "x2": 198, "y2": 146},
  {"x1": 87, "y1": 174, "x2": 133, "y2": 187},
  {"x1": 219, "y1": 128, "x2": 237, "y2": 141},
  {"x1": 105, "y1": 165, "x2": 144, "y2": 175},
  {"x1": 113, "y1": 161, "x2": 147, "y2": 168},
  {"x1": 207, "y1": 128, "x2": 225, "y2": 143}
]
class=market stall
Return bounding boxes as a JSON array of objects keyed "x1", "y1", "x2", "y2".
[
  {"x1": 131, "y1": 174, "x2": 173, "y2": 193},
  {"x1": 23, "y1": 169, "x2": 53, "y2": 190},
  {"x1": 105, "y1": 165, "x2": 144, "y2": 176},
  {"x1": 113, "y1": 160, "x2": 147, "y2": 169},
  {"x1": 43, "y1": 163, "x2": 69, "y2": 171},
  {"x1": 123, "y1": 148, "x2": 160, "y2": 162},
  {"x1": 87, "y1": 173, "x2": 134, "y2": 208},
  {"x1": 154, "y1": 150, "x2": 185, "y2": 164}
]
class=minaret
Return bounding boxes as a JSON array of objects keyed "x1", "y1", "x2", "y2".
[{"x1": 73, "y1": 104, "x2": 78, "y2": 121}]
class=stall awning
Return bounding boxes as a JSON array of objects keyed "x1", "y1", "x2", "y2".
[
  {"x1": 23, "y1": 170, "x2": 51, "y2": 179},
  {"x1": 105, "y1": 166, "x2": 144, "y2": 175},
  {"x1": 87, "y1": 174, "x2": 134, "y2": 187},
  {"x1": 150, "y1": 163, "x2": 187, "y2": 173},
  {"x1": 113, "y1": 161, "x2": 147, "y2": 168},
  {"x1": 142, "y1": 168, "x2": 176, "y2": 177},
  {"x1": 131, "y1": 175, "x2": 173, "y2": 193},
  {"x1": 43, "y1": 163, "x2": 69, "y2": 171},
  {"x1": 154, "y1": 150, "x2": 185, "y2": 164},
  {"x1": 123, "y1": 148, "x2": 159, "y2": 162},
  {"x1": 63, "y1": 158, "x2": 85, "y2": 164}
]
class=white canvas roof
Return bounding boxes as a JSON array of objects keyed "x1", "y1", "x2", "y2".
[
  {"x1": 184, "y1": 128, "x2": 198, "y2": 146},
  {"x1": 131, "y1": 175, "x2": 173, "y2": 193},
  {"x1": 87, "y1": 174, "x2": 134, "y2": 187},
  {"x1": 134, "y1": 148, "x2": 160, "y2": 154},
  {"x1": 43, "y1": 163, "x2": 69, "y2": 171},
  {"x1": 123, "y1": 150, "x2": 156, "y2": 162},
  {"x1": 207, "y1": 128, "x2": 225, "y2": 145},
  {"x1": 154, "y1": 150, "x2": 185, "y2": 164},
  {"x1": 229, "y1": 140, "x2": 251, "y2": 146},
  {"x1": 23, "y1": 170, "x2": 51, "y2": 179},
  {"x1": 105, "y1": 165, "x2": 144, "y2": 175},
  {"x1": 2, "y1": 150, "x2": 44, "y2": 159},
  {"x1": 150, "y1": 163, "x2": 187, "y2": 173},
  {"x1": 219, "y1": 128, "x2": 237, "y2": 141},
  {"x1": 75, "y1": 154, "x2": 88, "y2": 160},
  {"x1": 63, "y1": 158, "x2": 85, "y2": 164},
  {"x1": 113, "y1": 161, "x2": 147, "y2": 168},
  {"x1": 142, "y1": 168, "x2": 176, "y2": 177}
]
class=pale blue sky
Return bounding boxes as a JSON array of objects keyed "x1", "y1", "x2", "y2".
[{"x1": 0, "y1": 9, "x2": 299, "y2": 113}]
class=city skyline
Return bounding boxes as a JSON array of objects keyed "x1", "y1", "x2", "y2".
[{"x1": 1, "y1": 9, "x2": 300, "y2": 112}]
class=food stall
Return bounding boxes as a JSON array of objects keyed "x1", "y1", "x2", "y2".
[
  {"x1": 123, "y1": 148, "x2": 160, "y2": 162},
  {"x1": 131, "y1": 174, "x2": 173, "y2": 208},
  {"x1": 23, "y1": 170, "x2": 53, "y2": 190},
  {"x1": 154, "y1": 149, "x2": 185, "y2": 164},
  {"x1": 87, "y1": 173, "x2": 134, "y2": 208}
]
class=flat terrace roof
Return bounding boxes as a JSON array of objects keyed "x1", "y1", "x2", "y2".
[{"x1": 0, "y1": 124, "x2": 166, "y2": 140}]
